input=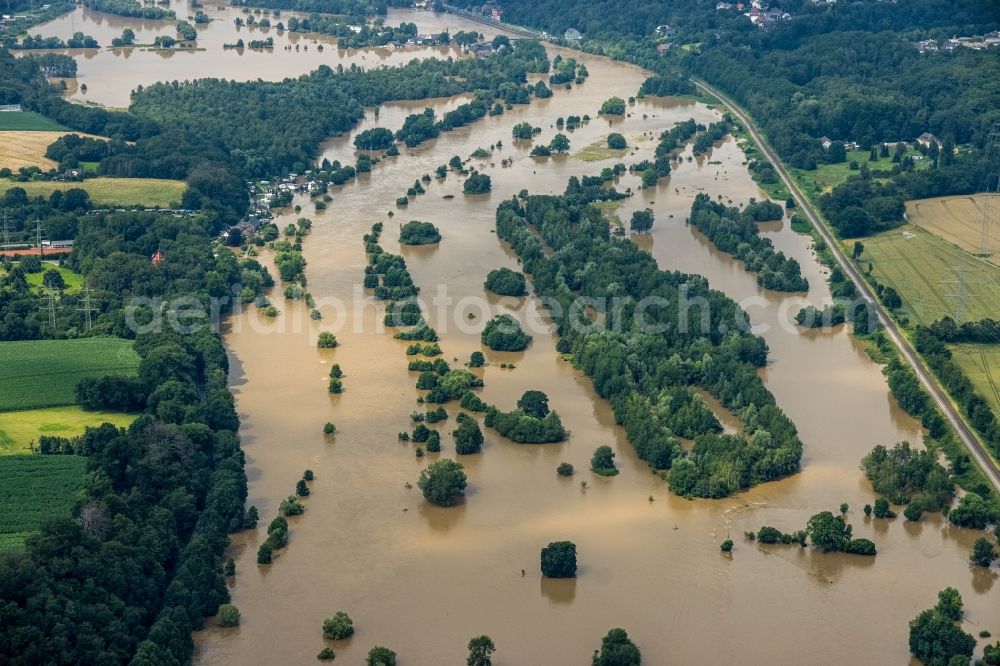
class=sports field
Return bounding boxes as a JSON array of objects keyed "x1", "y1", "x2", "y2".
[
  {"x1": 0, "y1": 338, "x2": 140, "y2": 412},
  {"x1": 0, "y1": 406, "x2": 135, "y2": 454},
  {"x1": 950, "y1": 344, "x2": 1000, "y2": 416},
  {"x1": 0, "y1": 455, "x2": 86, "y2": 551},
  {"x1": 859, "y1": 223, "x2": 1000, "y2": 326},
  {"x1": 0, "y1": 112, "x2": 69, "y2": 132},
  {"x1": 0, "y1": 177, "x2": 187, "y2": 208},
  {"x1": 905, "y1": 194, "x2": 1000, "y2": 264}
]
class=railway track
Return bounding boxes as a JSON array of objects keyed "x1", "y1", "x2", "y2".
[{"x1": 693, "y1": 78, "x2": 1000, "y2": 494}]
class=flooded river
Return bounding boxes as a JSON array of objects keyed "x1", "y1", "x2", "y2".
[{"x1": 28, "y1": 4, "x2": 999, "y2": 664}]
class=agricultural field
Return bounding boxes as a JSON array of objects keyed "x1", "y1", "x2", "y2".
[
  {"x1": 0, "y1": 177, "x2": 187, "y2": 208},
  {"x1": 0, "y1": 455, "x2": 86, "y2": 551},
  {"x1": 0, "y1": 131, "x2": 67, "y2": 170},
  {"x1": 0, "y1": 406, "x2": 135, "y2": 454},
  {"x1": 858, "y1": 223, "x2": 1000, "y2": 326},
  {"x1": 950, "y1": 344, "x2": 1000, "y2": 416},
  {"x1": 0, "y1": 338, "x2": 140, "y2": 412},
  {"x1": 905, "y1": 194, "x2": 1000, "y2": 264},
  {"x1": 0, "y1": 111, "x2": 69, "y2": 132}
]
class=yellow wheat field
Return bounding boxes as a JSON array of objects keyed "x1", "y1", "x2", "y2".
[
  {"x1": 906, "y1": 194, "x2": 1000, "y2": 265},
  {"x1": 0, "y1": 131, "x2": 101, "y2": 171}
]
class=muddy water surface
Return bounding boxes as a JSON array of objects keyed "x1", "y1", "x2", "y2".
[
  {"x1": 199, "y1": 46, "x2": 998, "y2": 665},
  {"x1": 28, "y1": 5, "x2": 998, "y2": 663}
]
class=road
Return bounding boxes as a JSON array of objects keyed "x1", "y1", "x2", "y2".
[
  {"x1": 693, "y1": 78, "x2": 1000, "y2": 494},
  {"x1": 441, "y1": 5, "x2": 543, "y2": 39}
]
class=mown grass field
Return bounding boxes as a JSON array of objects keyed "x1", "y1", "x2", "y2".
[
  {"x1": 0, "y1": 112, "x2": 69, "y2": 132},
  {"x1": 0, "y1": 177, "x2": 187, "y2": 208},
  {"x1": 858, "y1": 223, "x2": 1000, "y2": 326},
  {"x1": 0, "y1": 455, "x2": 86, "y2": 551},
  {"x1": 0, "y1": 263, "x2": 84, "y2": 293},
  {"x1": 0, "y1": 406, "x2": 135, "y2": 454},
  {"x1": 791, "y1": 149, "x2": 929, "y2": 195},
  {"x1": 0, "y1": 338, "x2": 140, "y2": 412},
  {"x1": 905, "y1": 194, "x2": 1000, "y2": 264},
  {"x1": 950, "y1": 344, "x2": 1000, "y2": 416},
  {"x1": 572, "y1": 136, "x2": 629, "y2": 162}
]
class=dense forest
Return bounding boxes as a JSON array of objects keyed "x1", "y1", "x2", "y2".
[
  {"x1": 496, "y1": 179, "x2": 802, "y2": 497},
  {"x1": 455, "y1": 0, "x2": 1000, "y2": 166},
  {"x1": 81, "y1": 0, "x2": 176, "y2": 19}
]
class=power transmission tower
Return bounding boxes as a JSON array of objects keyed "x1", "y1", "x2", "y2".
[
  {"x1": 977, "y1": 124, "x2": 1000, "y2": 257},
  {"x1": 34, "y1": 219, "x2": 47, "y2": 256},
  {"x1": 40, "y1": 293, "x2": 57, "y2": 328},
  {"x1": 78, "y1": 287, "x2": 97, "y2": 332}
]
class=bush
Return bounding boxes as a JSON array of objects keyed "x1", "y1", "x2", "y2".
[
  {"x1": 590, "y1": 445, "x2": 618, "y2": 476},
  {"x1": 217, "y1": 604, "x2": 240, "y2": 627},
  {"x1": 469, "y1": 351, "x2": 485, "y2": 367},
  {"x1": 453, "y1": 413, "x2": 483, "y2": 454},
  {"x1": 599, "y1": 97, "x2": 626, "y2": 115},
  {"x1": 323, "y1": 422, "x2": 336, "y2": 434},
  {"x1": 481, "y1": 314, "x2": 531, "y2": 351},
  {"x1": 845, "y1": 538, "x2": 877, "y2": 556},
  {"x1": 872, "y1": 497, "x2": 895, "y2": 519},
  {"x1": 354, "y1": 127, "x2": 394, "y2": 150},
  {"x1": 317, "y1": 332, "x2": 338, "y2": 348},
  {"x1": 417, "y1": 458, "x2": 467, "y2": 506},
  {"x1": 593, "y1": 628, "x2": 640, "y2": 666},
  {"x1": 484, "y1": 267, "x2": 527, "y2": 296},
  {"x1": 243, "y1": 505, "x2": 259, "y2": 529},
  {"x1": 317, "y1": 647, "x2": 336, "y2": 661},
  {"x1": 557, "y1": 462, "x2": 574, "y2": 476},
  {"x1": 328, "y1": 378, "x2": 343, "y2": 394},
  {"x1": 280, "y1": 495, "x2": 304, "y2": 516},
  {"x1": 756, "y1": 526, "x2": 783, "y2": 544},
  {"x1": 540, "y1": 540, "x2": 577, "y2": 578},
  {"x1": 366, "y1": 646, "x2": 396, "y2": 666},
  {"x1": 948, "y1": 492, "x2": 996, "y2": 529},
  {"x1": 257, "y1": 541, "x2": 273, "y2": 564},
  {"x1": 426, "y1": 430, "x2": 441, "y2": 452},
  {"x1": 322, "y1": 611, "x2": 354, "y2": 640},
  {"x1": 463, "y1": 173, "x2": 492, "y2": 194},
  {"x1": 296, "y1": 479, "x2": 310, "y2": 496},
  {"x1": 399, "y1": 220, "x2": 441, "y2": 245},
  {"x1": 607, "y1": 133, "x2": 627, "y2": 149},
  {"x1": 970, "y1": 537, "x2": 998, "y2": 567}
]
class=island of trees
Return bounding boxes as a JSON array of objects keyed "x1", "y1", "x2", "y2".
[
  {"x1": 496, "y1": 178, "x2": 803, "y2": 498},
  {"x1": 689, "y1": 194, "x2": 808, "y2": 292},
  {"x1": 483, "y1": 267, "x2": 526, "y2": 296},
  {"x1": 399, "y1": 220, "x2": 441, "y2": 245}
]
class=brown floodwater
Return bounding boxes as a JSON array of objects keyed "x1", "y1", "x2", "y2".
[
  {"x1": 29, "y1": 6, "x2": 998, "y2": 663},
  {"x1": 23, "y1": 4, "x2": 475, "y2": 107}
]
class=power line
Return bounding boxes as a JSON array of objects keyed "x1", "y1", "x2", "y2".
[
  {"x1": 39, "y1": 293, "x2": 57, "y2": 328},
  {"x1": 977, "y1": 124, "x2": 1000, "y2": 257},
  {"x1": 77, "y1": 286, "x2": 97, "y2": 332}
]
